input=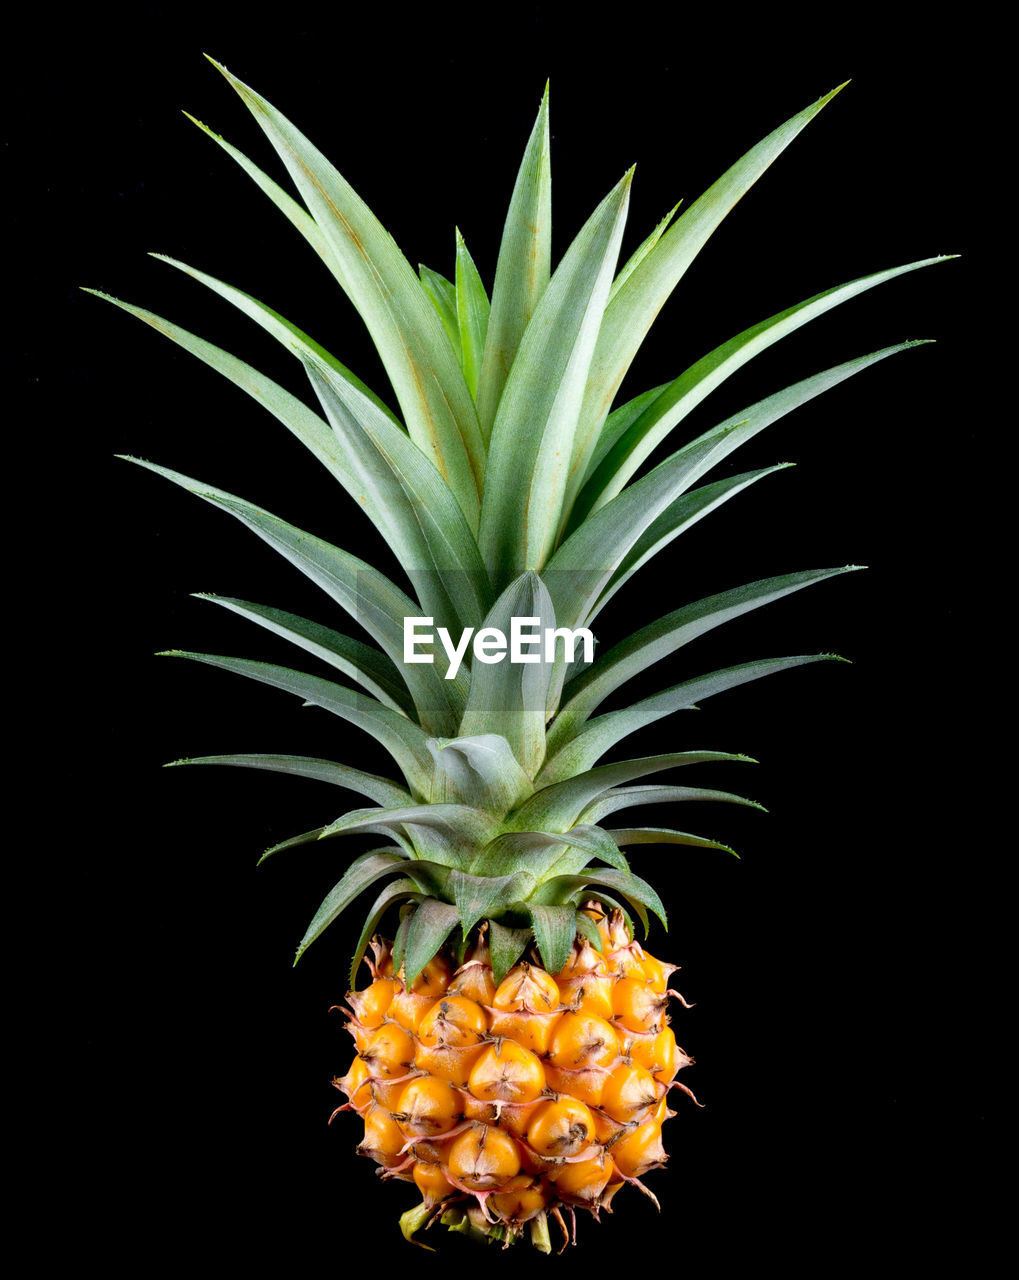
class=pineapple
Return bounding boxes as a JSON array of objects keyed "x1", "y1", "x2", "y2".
[{"x1": 89, "y1": 59, "x2": 949, "y2": 1251}]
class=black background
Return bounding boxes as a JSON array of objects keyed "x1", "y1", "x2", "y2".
[{"x1": 17, "y1": 4, "x2": 997, "y2": 1273}]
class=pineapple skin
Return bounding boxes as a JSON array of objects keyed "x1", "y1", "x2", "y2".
[{"x1": 335, "y1": 909, "x2": 690, "y2": 1249}]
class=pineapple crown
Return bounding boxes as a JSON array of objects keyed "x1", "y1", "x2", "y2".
[{"x1": 90, "y1": 60, "x2": 950, "y2": 982}]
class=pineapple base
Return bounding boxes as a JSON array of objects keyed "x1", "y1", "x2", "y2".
[{"x1": 332, "y1": 907, "x2": 698, "y2": 1250}]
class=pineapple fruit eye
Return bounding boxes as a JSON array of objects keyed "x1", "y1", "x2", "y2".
[
  {"x1": 525, "y1": 1097, "x2": 596, "y2": 1158},
  {"x1": 548, "y1": 1012, "x2": 620, "y2": 1070},
  {"x1": 611, "y1": 976, "x2": 669, "y2": 1033},
  {"x1": 393, "y1": 1076, "x2": 462, "y2": 1137},
  {"x1": 107, "y1": 57, "x2": 943, "y2": 1250},
  {"x1": 417, "y1": 996, "x2": 489, "y2": 1047},
  {"x1": 467, "y1": 1040, "x2": 546, "y2": 1104},
  {"x1": 493, "y1": 962, "x2": 560, "y2": 1012},
  {"x1": 447, "y1": 1124, "x2": 522, "y2": 1190}
]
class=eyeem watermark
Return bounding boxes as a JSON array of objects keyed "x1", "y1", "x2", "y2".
[{"x1": 404, "y1": 617, "x2": 595, "y2": 681}]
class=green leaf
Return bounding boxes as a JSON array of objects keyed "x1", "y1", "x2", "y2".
[
  {"x1": 455, "y1": 230, "x2": 490, "y2": 400},
  {"x1": 122, "y1": 455, "x2": 460, "y2": 733},
  {"x1": 427, "y1": 735, "x2": 533, "y2": 813},
  {"x1": 575, "y1": 264, "x2": 945, "y2": 519},
  {"x1": 419, "y1": 264, "x2": 461, "y2": 356},
  {"x1": 261, "y1": 827, "x2": 328, "y2": 861},
  {"x1": 302, "y1": 353, "x2": 492, "y2": 640},
  {"x1": 458, "y1": 572, "x2": 556, "y2": 778},
  {"x1": 541, "y1": 654, "x2": 845, "y2": 784},
  {"x1": 608, "y1": 201, "x2": 681, "y2": 303},
  {"x1": 579, "y1": 784, "x2": 764, "y2": 824},
  {"x1": 527, "y1": 904, "x2": 576, "y2": 975},
  {"x1": 403, "y1": 899, "x2": 461, "y2": 986},
  {"x1": 589, "y1": 383, "x2": 672, "y2": 465},
  {"x1": 543, "y1": 868, "x2": 667, "y2": 933},
  {"x1": 208, "y1": 59, "x2": 485, "y2": 527},
  {"x1": 567, "y1": 83, "x2": 849, "y2": 500},
  {"x1": 610, "y1": 827, "x2": 739, "y2": 855},
  {"x1": 399, "y1": 1202, "x2": 436, "y2": 1248},
  {"x1": 479, "y1": 170, "x2": 632, "y2": 588},
  {"x1": 547, "y1": 345, "x2": 914, "y2": 634},
  {"x1": 514, "y1": 751, "x2": 752, "y2": 831},
  {"x1": 149, "y1": 253, "x2": 398, "y2": 421},
  {"x1": 487, "y1": 919, "x2": 532, "y2": 985},
  {"x1": 391, "y1": 910, "x2": 412, "y2": 978},
  {"x1": 183, "y1": 112, "x2": 345, "y2": 277},
  {"x1": 471, "y1": 824, "x2": 628, "y2": 880},
  {"x1": 537, "y1": 824, "x2": 632, "y2": 880},
  {"x1": 160, "y1": 651, "x2": 435, "y2": 794},
  {"x1": 476, "y1": 84, "x2": 551, "y2": 440},
  {"x1": 166, "y1": 754, "x2": 411, "y2": 808},
  {"x1": 589, "y1": 465, "x2": 794, "y2": 622},
  {"x1": 294, "y1": 849, "x2": 408, "y2": 963},
  {"x1": 552, "y1": 566, "x2": 861, "y2": 744},
  {"x1": 194, "y1": 595, "x2": 413, "y2": 715},
  {"x1": 349, "y1": 878, "x2": 422, "y2": 986},
  {"x1": 318, "y1": 803, "x2": 495, "y2": 849},
  {"x1": 447, "y1": 869, "x2": 536, "y2": 938},
  {"x1": 87, "y1": 292, "x2": 396, "y2": 508},
  {"x1": 573, "y1": 911, "x2": 604, "y2": 953}
]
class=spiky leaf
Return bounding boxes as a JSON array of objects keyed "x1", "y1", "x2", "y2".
[
  {"x1": 150, "y1": 253, "x2": 397, "y2": 420},
  {"x1": 548, "y1": 346, "x2": 915, "y2": 636},
  {"x1": 455, "y1": 230, "x2": 490, "y2": 400},
  {"x1": 575, "y1": 265, "x2": 945, "y2": 519},
  {"x1": 579, "y1": 785, "x2": 763, "y2": 824},
  {"x1": 479, "y1": 171, "x2": 632, "y2": 587},
  {"x1": 546, "y1": 867, "x2": 667, "y2": 932},
  {"x1": 459, "y1": 572, "x2": 556, "y2": 777},
  {"x1": 167, "y1": 754, "x2": 410, "y2": 808},
  {"x1": 160, "y1": 651, "x2": 435, "y2": 794},
  {"x1": 208, "y1": 58, "x2": 485, "y2": 525},
  {"x1": 567, "y1": 83, "x2": 849, "y2": 495},
  {"x1": 419, "y1": 265, "x2": 460, "y2": 354},
  {"x1": 542, "y1": 655, "x2": 845, "y2": 783},
  {"x1": 349, "y1": 878, "x2": 422, "y2": 986},
  {"x1": 527, "y1": 904, "x2": 576, "y2": 975},
  {"x1": 610, "y1": 827, "x2": 740, "y2": 854},
  {"x1": 427, "y1": 736, "x2": 533, "y2": 812},
  {"x1": 124, "y1": 456, "x2": 461, "y2": 732},
  {"x1": 194, "y1": 595, "x2": 413, "y2": 715},
  {"x1": 554, "y1": 566, "x2": 861, "y2": 742},
  {"x1": 487, "y1": 920, "x2": 533, "y2": 986},
  {"x1": 589, "y1": 465, "x2": 794, "y2": 621},
  {"x1": 447, "y1": 869, "x2": 536, "y2": 938},
  {"x1": 477, "y1": 85, "x2": 551, "y2": 438},
  {"x1": 402, "y1": 900, "x2": 462, "y2": 985},
  {"x1": 515, "y1": 751, "x2": 752, "y2": 831},
  {"x1": 303, "y1": 353, "x2": 492, "y2": 636},
  {"x1": 294, "y1": 849, "x2": 408, "y2": 963}
]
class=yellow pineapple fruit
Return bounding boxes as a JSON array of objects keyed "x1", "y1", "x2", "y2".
[{"x1": 334, "y1": 916, "x2": 691, "y2": 1249}]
